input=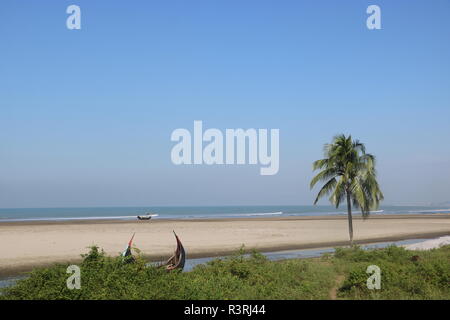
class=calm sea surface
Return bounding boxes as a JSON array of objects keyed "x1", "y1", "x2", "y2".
[{"x1": 0, "y1": 205, "x2": 449, "y2": 222}]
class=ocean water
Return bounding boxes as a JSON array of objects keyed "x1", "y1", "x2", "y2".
[{"x1": 0, "y1": 205, "x2": 449, "y2": 222}]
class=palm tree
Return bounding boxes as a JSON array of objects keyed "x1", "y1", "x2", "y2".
[{"x1": 310, "y1": 134, "x2": 384, "y2": 246}]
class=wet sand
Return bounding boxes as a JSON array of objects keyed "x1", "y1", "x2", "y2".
[{"x1": 1, "y1": 214, "x2": 449, "y2": 277}]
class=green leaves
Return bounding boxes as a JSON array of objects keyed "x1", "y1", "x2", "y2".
[
  {"x1": 310, "y1": 134, "x2": 383, "y2": 214},
  {"x1": 0, "y1": 246, "x2": 336, "y2": 300},
  {"x1": 336, "y1": 245, "x2": 450, "y2": 299},
  {"x1": 2, "y1": 245, "x2": 449, "y2": 300},
  {"x1": 313, "y1": 178, "x2": 337, "y2": 205}
]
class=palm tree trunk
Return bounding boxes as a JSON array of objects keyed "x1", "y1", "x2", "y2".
[{"x1": 346, "y1": 191, "x2": 354, "y2": 246}]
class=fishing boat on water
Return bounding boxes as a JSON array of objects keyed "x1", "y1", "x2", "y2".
[{"x1": 137, "y1": 213, "x2": 157, "y2": 220}]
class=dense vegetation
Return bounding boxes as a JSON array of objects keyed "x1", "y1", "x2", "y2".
[
  {"x1": 334, "y1": 245, "x2": 450, "y2": 299},
  {"x1": 1, "y1": 245, "x2": 449, "y2": 300}
]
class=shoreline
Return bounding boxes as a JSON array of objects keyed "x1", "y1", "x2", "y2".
[
  {"x1": 1, "y1": 213, "x2": 450, "y2": 226},
  {"x1": 1, "y1": 231, "x2": 448, "y2": 279},
  {"x1": 1, "y1": 214, "x2": 449, "y2": 278}
]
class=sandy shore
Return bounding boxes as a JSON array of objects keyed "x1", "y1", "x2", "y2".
[
  {"x1": 404, "y1": 236, "x2": 450, "y2": 250},
  {"x1": 1, "y1": 214, "x2": 450, "y2": 277}
]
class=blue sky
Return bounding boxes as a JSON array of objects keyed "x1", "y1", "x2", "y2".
[{"x1": 1, "y1": 0, "x2": 450, "y2": 208}]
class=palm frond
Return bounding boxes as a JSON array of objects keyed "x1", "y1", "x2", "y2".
[
  {"x1": 310, "y1": 168, "x2": 338, "y2": 189},
  {"x1": 313, "y1": 178, "x2": 337, "y2": 205}
]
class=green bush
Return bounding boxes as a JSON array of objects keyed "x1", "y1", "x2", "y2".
[
  {"x1": 336, "y1": 245, "x2": 450, "y2": 299},
  {"x1": 1, "y1": 245, "x2": 449, "y2": 300},
  {"x1": 0, "y1": 246, "x2": 335, "y2": 300}
]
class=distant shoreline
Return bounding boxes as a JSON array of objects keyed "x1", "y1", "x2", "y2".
[
  {"x1": 2, "y1": 213, "x2": 450, "y2": 226},
  {"x1": 0, "y1": 214, "x2": 449, "y2": 278}
]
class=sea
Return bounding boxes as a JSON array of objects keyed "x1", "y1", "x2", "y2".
[{"x1": 0, "y1": 205, "x2": 449, "y2": 222}]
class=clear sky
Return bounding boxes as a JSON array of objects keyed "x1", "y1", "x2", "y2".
[{"x1": 1, "y1": 0, "x2": 449, "y2": 208}]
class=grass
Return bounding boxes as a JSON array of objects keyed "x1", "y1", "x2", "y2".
[
  {"x1": 334, "y1": 245, "x2": 450, "y2": 299},
  {"x1": 1, "y1": 245, "x2": 449, "y2": 300}
]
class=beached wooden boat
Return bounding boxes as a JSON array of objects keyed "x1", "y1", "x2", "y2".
[
  {"x1": 122, "y1": 233, "x2": 135, "y2": 258},
  {"x1": 162, "y1": 231, "x2": 186, "y2": 271}
]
